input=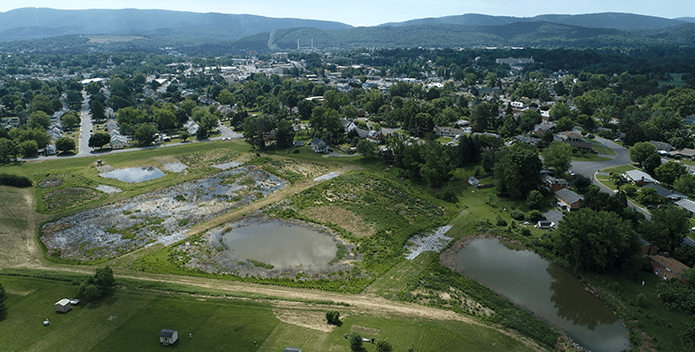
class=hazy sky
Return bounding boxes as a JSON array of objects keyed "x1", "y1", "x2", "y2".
[{"x1": 1, "y1": 1, "x2": 694, "y2": 26}]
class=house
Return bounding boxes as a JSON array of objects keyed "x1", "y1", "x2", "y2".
[
  {"x1": 434, "y1": 127, "x2": 465, "y2": 137},
  {"x1": 532, "y1": 121, "x2": 556, "y2": 137},
  {"x1": 55, "y1": 298, "x2": 72, "y2": 313},
  {"x1": 642, "y1": 184, "x2": 687, "y2": 202},
  {"x1": 624, "y1": 170, "x2": 658, "y2": 186},
  {"x1": 558, "y1": 131, "x2": 592, "y2": 150},
  {"x1": 542, "y1": 175, "x2": 568, "y2": 193},
  {"x1": 678, "y1": 148, "x2": 695, "y2": 159},
  {"x1": 513, "y1": 135, "x2": 543, "y2": 147},
  {"x1": 684, "y1": 114, "x2": 695, "y2": 126},
  {"x1": 310, "y1": 138, "x2": 330, "y2": 153},
  {"x1": 555, "y1": 188, "x2": 583, "y2": 211},
  {"x1": 111, "y1": 135, "x2": 129, "y2": 150},
  {"x1": 159, "y1": 329, "x2": 178, "y2": 346},
  {"x1": 649, "y1": 140, "x2": 674, "y2": 152},
  {"x1": 366, "y1": 130, "x2": 383, "y2": 143},
  {"x1": 650, "y1": 255, "x2": 690, "y2": 283},
  {"x1": 675, "y1": 199, "x2": 695, "y2": 216},
  {"x1": 639, "y1": 237, "x2": 659, "y2": 256},
  {"x1": 468, "y1": 176, "x2": 479, "y2": 188},
  {"x1": 283, "y1": 348, "x2": 302, "y2": 352}
]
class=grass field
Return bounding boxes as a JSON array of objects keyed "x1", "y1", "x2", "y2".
[
  {"x1": 590, "y1": 141, "x2": 616, "y2": 156},
  {"x1": 0, "y1": 275, "x2": 539, "y2": 352}
]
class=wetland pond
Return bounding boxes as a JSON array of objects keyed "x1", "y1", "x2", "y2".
[
  {"x1": 209, "y1": 219, "x2": 339, "y2": 270},
  {"x1": 454, "y1": 239, "x2": 629, "y2": 352},
  {"x1": 99, "y1": 167, "x2": 165, "y2": 183}
]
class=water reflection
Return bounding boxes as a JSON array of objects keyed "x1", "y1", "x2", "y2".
[
  {"x1": 454, "y1": 239, "x2": 628, "y2": 352},
  {"x1": 99, "y1": 167, "x2": 165, "y2": 183},
  {"x1": 547, "y1": 264, "x2": 618, "y2": 331}
]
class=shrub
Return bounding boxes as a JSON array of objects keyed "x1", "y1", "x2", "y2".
[
  {"x1": 510, "y1": 209, "x2": 525, "y2": 220},
  {"x1": 527, "y1": 210, "x2": 543, "y2": 222},
  {"x1": 496, "y1": 216, "x2": 507, "y2": 227},
  {"x1": 292, "y1": 149, "x2": 300, "y2": 154},
  {"x1": 349, "y1": 332, "x2": 363, "y2": 351},
  {"x1": 174, "y1": 194, "x2": 186, "y2": 202},
  {"x1": 526, "y1": 190, "x2": 544, "y2": 209},
  {"x1": 326, "y1": 311, "x2": 340, "y2": 325},
  {"x1": 436, "y1": 185, "x2": 458, "y2": 203},
  {"x1": 636, "y1": 293, "x2": 647, "y2": 308},
  {"x1": 376, "y1": 340, "x2": 393, "y2": 352},
  {"x1": 520, "y1": 227, "x2": 532, "y2": 236},
  {"x1": 0, "y1": 173, "x2": 33, "y2": 187}
]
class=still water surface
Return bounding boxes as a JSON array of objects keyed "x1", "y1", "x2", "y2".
[
  {"x1": 215, "y1": 220, "x2": 338, "y2": 269},
  {"x1": 455, "y1": 239, "x2": 629, "y2": 352},
  {"x1": 99, "y1": 167, "x2": 165, "y2": 183}
]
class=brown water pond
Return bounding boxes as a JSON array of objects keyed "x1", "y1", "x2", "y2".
[{"x1": 454, "y1": 238, "x2": 629, "y2": 352}]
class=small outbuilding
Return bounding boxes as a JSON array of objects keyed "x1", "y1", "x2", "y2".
[
  {"x1": 159, "y1": 329, "x2": 178, "y2": 346},
  {"x1": 55, "y1": 298, "x2": 72, "y2": 313}
]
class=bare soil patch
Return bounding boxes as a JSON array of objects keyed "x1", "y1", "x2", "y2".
[
  {"x1": 302, "y1": 206, "x2": 374, "y2": 237},
  {"x1": 273, "y1": 308, "x2": 336, "y2": 333},
  {"x1": 350, "y1": 325, "x2": 380, "y2": 335},
  {"x1": 38, "y1": 176, "x2": 62, "y2": 188}
]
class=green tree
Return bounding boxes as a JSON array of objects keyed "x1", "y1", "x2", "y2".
[
  {"x1": 78, "y1": 282, "x2": 100, "y2": 303},
  {"x1": 543, "y1": 141, "x2": 573, "y2": 174},
  {"x1": 494, "y1": 143, "x2": 542, "y2": 198},
  {"x1": 636, "y1": 187, "x2": 661, "y2": 206},
  {"x1": 55, "y1": 136, "x2": 75, "y2": 154},
  {"x1": 275, "y1": 119, "x2": 294, "y2": 149},
  {"x1": 27, "y1": 111, "x2": 50, "y2": 129},
  {"x1": 420, "y1": 142, "x2": 456, "y2": 187},
  {"x1": 134, "y1": 123, "x2": 157, "y2": 146},
  {"x1": 61, "y1": 111, "x2": 80, "y2": 130},
  {"x1": 644, "y1": 206, "x2": 691, "y2": 252},
  {"x1": 0, "y1": 138, "x2": 19, "y2": 163},
  {"x1": 89, "y1": 133, "x2": 111, "y2": 150},
  {"x1": 90, "y1": 99, "x2": 106, "y2": 121},
  {"x1": 94, "y1": 266, "x2": 116, "y2": 290},
  {"x1": 349, "y1": 332, "x2": 363, "y2": 352},
  {"x1": 655, "y1": 161, "x2": 687, "y2": 185},
  {"x1": 19, "y1": 139, "x2": 38, "y2": 157},
  {"x1": 376, "y1": 341, "x2": 393, "y2": 352},
  {"x1": 179, "y1": 131, "x2": 191, "y2": 142},
  {"x1": 642, "y1": 153, "x2": 662, "y2": 176},
  {"x1": 629, "y1": 142, "x2": 657, "y2": 166},
  {"x1": 525, "y1": 190, "x2": 544, "y2": 209},
  {"x1": 357, "y1": 139, "x2": 377, "y2": 159},
  {"x1": 552, "y1": 208, "x2": 639, "y2": 273},
  {"x1": 325, "y1": 311, "x2": 340, "y2": 325},
  {"x1": 675, "y1": 174, "x2": 695, "y2": 196}
]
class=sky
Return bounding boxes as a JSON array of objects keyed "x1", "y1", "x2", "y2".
[{"x1": 1, "y1": 0, "x2": 694, "y2": 27}]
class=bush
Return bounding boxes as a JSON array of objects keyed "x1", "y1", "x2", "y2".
[
  {"x1": 349, "y1": 332, "x2": 363, "y2": 351},
  {"x1": 636, "y1": 293, "x2": 647, "y2": 308},
  {"x1": 496, "y1": 216, "x2": 507, "y2": 227},
  {"x1": 525, "y1": 190, "x2": 544, "y2": 209},
  {"x1": 436, "y1": 185, "x2": 458, "y2": 203},
  {"x1": 527, "y1": 210, "x2": 543, "y2": 222},
  {"x1": 376, "y1": 340, "x2": 393, "y2": 352},
  {"x1": 520, "y1": 227, "x2": 532, "y2": 236},
  {"x1": 292, "y1": 149, "x2": 300, "y2": 154},
  {"x1": 326, "y1": 311, "x2": 340, "y2": 325},
  {"x1": 510, "y1": 209, "x2": 525, "y2": 220},
  {"x1": 0, "y1": 173, "x2": 33, "y2": 187}
]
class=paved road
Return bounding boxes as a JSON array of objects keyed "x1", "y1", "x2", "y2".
[
  {"x1": 77, "y1": 91, "x2": 92, "y2": 155},
  {"x1": 217, "y1": 122, "x2": 243, "y2": 139}
]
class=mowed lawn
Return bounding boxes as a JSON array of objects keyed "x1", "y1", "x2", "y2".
[
  {"x1": 0, "y1": 275, "x2": 540, "y2": 352},
  {"x1": 0, "y1": 276, "x2": 278, "y2": 352}
]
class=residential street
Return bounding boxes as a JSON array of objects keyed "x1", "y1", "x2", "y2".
[{"x1": 78, "y1": 90, "x2": 92, "y2": 155}]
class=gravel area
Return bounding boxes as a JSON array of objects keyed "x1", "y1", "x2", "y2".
[
  {"x1": 404, "y1": 225, "x2": 453, "y2": 260},
  {"x1": 211, "y1": 161, "x2": 242, "y2": 170},
  {"x1": 95, "y1": 185, "x2": 122, "y2": 194},
  {"x1": 163, "y1": 162, "x2": 188, "y2": 173},
  {"x1": 41, "y1": 166, "x2": 287, "y2": 261},
  {"x1": 96, "y1": 165, "x2": 115, "y2": 173},
  {"x1": 313, "y1": 171, "x2": 340, "y2": 181}
]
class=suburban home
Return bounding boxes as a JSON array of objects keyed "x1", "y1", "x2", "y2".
[
  {"x1": 513, "y1": 135, "x2": 543, "y2": 147},
  {"x1": 366, "y1": 130, "x2": 384, "y2": 143},
  {"x1": 678, "y1": 148, "x2": 695, "y2": 159},
  {"x1": 558, "y1": 131, "x2": 592, "y2": 150},
  {"x1": 675, "y1": 199, "x2": 695, "y2": 216},
  {"x1": 159, "y1": 329, "x2": 178, "y2": 346},
  {"x1": 639, "y1": 237, "x2": 659, "y2": 256},
  {"x1": 532, "y1": 121, "x2": 556, "y2": 137},
  {"x1": 1, "y1": 117, "x2": 20, "y2": 126},
  {"x1": 684, "y1": 114, "x2": 695, "y2": 126},
  {"x1": 555, "y1": 188, "x2": 583, "y2": 211},
  {"x1": 649, "y1": 255, "x2": 690, "y2": 283},
  {"x1": 434, "y1": 126, "x2": 465, "y2": 137},
  {"x1": 649, "y1": 140, "x2": 674, "y2": 152},
  {"x1": 111, "y1": 135, "x2": 129, "y2": 150},
  {"x1": 310, "y1": 138, "x2": 330, "y2": 153},
  {"x1": 55, "y1": 298, "x2": 72, "y2": 313},
  {"x1": 642, "y1": 184, "x2": 688, "y2": 202},
  {"x1": 624, "y1": 170, "x2": 658, "y2": 186},
  {"x1": 542, "y1": 175, "x2": 568, "y2": 193}
]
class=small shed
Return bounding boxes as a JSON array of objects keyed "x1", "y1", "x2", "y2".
[
  {"x1": 159, "y1": 329, "x2": 178, "y2": 346},
  {"x1": 468, "y1": 177, "x2": 479, "y2": 189},
  {"x1": 55, "y1": 298, "x2": 72, "y2": 313}
]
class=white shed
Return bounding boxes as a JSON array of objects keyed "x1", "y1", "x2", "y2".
[
  {"x1": 159, "y1": 329, "x2": 178, "y2": 346},
  {"x1": 55, "y1": 298, "x2": 72, "y2": 313}
]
